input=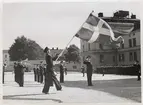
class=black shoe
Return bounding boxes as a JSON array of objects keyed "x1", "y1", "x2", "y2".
[
  {"x1": 88, "y1": 84, "x2": 93, "y2": 86},
  {"x1": 57, "y1": 87, "x2": 62, "y2": 91},
  {"x1": 19, "y1": 85, "x2": 23, "y2": 87},
  {"x1": 42, "y1": 91, "x2": 49, "y2": 94}
]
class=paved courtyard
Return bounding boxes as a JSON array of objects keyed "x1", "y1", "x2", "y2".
[{"x1": 2, "y1": 72, "x2": 141, "y2": 104}]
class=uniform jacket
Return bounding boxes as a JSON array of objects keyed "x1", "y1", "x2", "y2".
[{"x1": 83, "y1": 60, "x2": 93, "y2": 76}]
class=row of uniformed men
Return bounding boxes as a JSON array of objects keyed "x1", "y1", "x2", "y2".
[
  {"x1": 33, "y1": 63, "x2": 68, "y2": 84},
  {"x1": 33, "y1": 64, "x2": 46, "y2": 83}
]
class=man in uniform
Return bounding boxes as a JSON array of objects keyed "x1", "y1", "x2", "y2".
[
  {"x1": 33, "y1": 66, "x2": 36, "y2": 81},
  {"x1": 83, "y1": 56, "x2": 93, "y2": 86},
  {"x1": 3, "y1": 63, "x2": 7, "y2": 84},
  {"x1": 35, "y1": 65, "x2": 38, "y2": 82},
  {"x1": 42, "y1": 47, "x2": 62, "y2": 94},
  {"x1": 37, "y1": 65, "x2": 40, "y2": 82},
  {"x1": 59, "y1": 61, "x2": 64, "y2": 83},
  {"x1": 81, "y1": 66, "x2": 85, "y2": 77},
  {"x1": 14, "y1": 62, "x2": 18, "y2": 83},
  {"x1": 39, "y1": 62, "x2": 44, "y2": 83},
  {"x1": 17, "y1": 60, "x2": 25, "y2": 87},
  {"x1": 133, "y1": 60, "x2": 141, "y2": 81}
]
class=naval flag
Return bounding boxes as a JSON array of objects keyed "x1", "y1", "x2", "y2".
[{"x1": 75, "y1": 12, "x2": 124, "y2": 45}]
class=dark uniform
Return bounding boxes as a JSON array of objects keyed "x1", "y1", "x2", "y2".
[
  {"x1": 102, "y1": 66, "x2": 105, "y2": 76},
  {"x1": 14, "y1": 62, "x2": 18, "y2": 83},
  {"x1": 83, "y1": 57, "x2": 93, "y2": 86},
  {"x1": 37, "y1": 66, "x2": 40, "y2": 82},
  {"x1": 39, "y1": 65, "x2": 44, "y2": 83},
  {"x1": 43, "y1": 66, "x2": 46, "y2": 83},
  {"x1": 3, "y1": 63, "x2": 6, "y2": 84},
  {"x1": 60, "y1": 62, "x2": 64, "y2": 83},
  {"x1": 33, "y1": 67, "x2": 36, "y2": 81},
  {"x1": 35, "y1": 66, "x2": 38, "y2": 82},
  {"x1": 42, "y1": 47, "x2": 62, "y2": 94},
  {"x1": 81, "y1": 66, "x2": 85, "y2": 77},
  {"x1": 133, "y1": 61, "x2": 141, "y2": 81},
  {"x1": 17, "y1": 62, "x2": 25, "y2": 87}
]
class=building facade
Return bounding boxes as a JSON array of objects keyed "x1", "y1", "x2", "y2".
[
  {"x1": 3, "y1": 50, "x2": 10, "y2": 64},
  {"x1": 80, "y1": 11, "x2": 140, "y2": 70}
]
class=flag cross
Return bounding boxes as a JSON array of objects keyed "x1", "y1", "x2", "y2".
[{"x1": 82, "y1": 19, "x2": 111, "y2": 43}]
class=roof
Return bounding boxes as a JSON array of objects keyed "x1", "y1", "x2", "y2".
[
  {"x1": 50, "y1": 49, "x2": 67, "y2": 55},
  {"x1": 101, "y1": 17, "x2": 140, "y2": 31}
]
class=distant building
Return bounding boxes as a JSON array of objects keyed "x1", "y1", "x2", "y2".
[
  {"x1": 50, "y1": 47, "x2": 63, "y2": 57},
  {"x1": 50, "y1": 47, "x2": 66, "y2": 61},
  {"x1": 80, "y1": 11, "x2": 140, "y2": 69},
  {"x1": 3, "y1": 50, "x2": 10, "y2": 64}
]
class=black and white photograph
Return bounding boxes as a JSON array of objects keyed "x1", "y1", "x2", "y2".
[{"x1": 2, "y1": 1, "x2": 141, "y2": 104}]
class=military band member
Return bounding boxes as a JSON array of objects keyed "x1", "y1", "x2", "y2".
[
  {"x1": 81, "y1": 66, "x2": 85, "y2": 77},
  {"x1": 17, "y1": 60, "x2": 25, "y2": 87},
  {"x1": 133, "y1": 60, "x2": 141, "y2": 81},
  {"x1": 3, "y1": 63, "x2": 7, "y2": 84},
  {"x1": 39, "y1": 62, "x2": 44, "y2": 83},
  {"x1": 14, "y1": 62, "x2": 19, "y2": 83},
  {"x1": 42, "y1": 47, "x2": 62, "y2": 94},
  {"x1": 37, "y1": 65, "x2": 40, "y2": 82},
  {"x1": 35, "y1": 65, "x2": 38, "y2": 82},
  {"x1": 83, "y1": 56, "x2": 93, "y2": 86},
  {"x1": 60, "y1": 61, "x2": 64, "y2": 83},
  {"x1": 33, "y1": 66, "x2": 36, "y2": 81}
]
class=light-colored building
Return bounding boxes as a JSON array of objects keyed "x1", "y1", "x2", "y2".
[{"x1": 80, "y1": 11, "x2": 140, "y2": 69}]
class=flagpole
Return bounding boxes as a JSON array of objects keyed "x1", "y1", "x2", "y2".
[
  {"x1": 55, "y1": 10, "x2": 94, "y2": 62},
  {"x1": 55, "y1": 35, "x2": 75, "y2": 62}
]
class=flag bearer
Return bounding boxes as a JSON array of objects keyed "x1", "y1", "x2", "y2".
[{"x1": 42, "y1": 47, "x2": 62, "y2": 94}]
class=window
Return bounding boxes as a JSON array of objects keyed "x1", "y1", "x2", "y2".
[
  {"x1": 83, "y1": 45, "x2": 84, "y2": 52},
  {"x1": 100, "y1": 55, "x2": 104, "y2": 63},
  {"x1": 122, "y1": 54, "x2": 125, "y2": 62},
  {"x1": 133, "y1": 38, "x2": 136, "y2": 47},
  {"x1": 113, "y1": 56, "x2": 115, "y2": 62},
  {"x1": 119, "y1": 54, "x2": 122, "y2": 62},
  {"x1": 134, "y1": 52, "x2": 137, "y2": 61},
  {"x1": 133, "y1": 33, "x2": 135, "y2": 36},
  {"x1": 5, "y1": 54, "x2": 7, "y2": 58},
  {"x1": 121, "y1": 43, "x2": 124, "y2": 49},
  {"x1": 129, "y1": 39, "x2": 132, "y2": 47},
  {"x1": 99, "y1": 44, "x2": 103, "y2": 49},
  {"x1": 129, "y1": 52, "x2": 133, "y2": 61},
  {"x1": 88, "y1": 43, "x2": 90, "y2": 51}
]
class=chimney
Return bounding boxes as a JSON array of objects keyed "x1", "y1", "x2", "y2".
[
  {"x1": 131, "y1": 14, "x2": 136, "y2": 19},
  {"x1": 98, "y1": 12, "x2": 103, "y2": 17},
  {"x1": 56, "y1": 47, "x2": 58, "y2": 50}
]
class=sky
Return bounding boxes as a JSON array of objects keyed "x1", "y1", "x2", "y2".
[{"x1": 2, "y1": 1, "x2": 141, "y2": 50}]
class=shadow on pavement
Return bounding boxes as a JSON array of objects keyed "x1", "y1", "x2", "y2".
[
  {"x1": 3, "y1": 93, "x2": 62, "y2": 103},
  {"x1": 62, "y1": 78, "x2": 141, "y2": 102},
  {"x1": 3, "y1": 83, "x2": 43, "y2": 87}
]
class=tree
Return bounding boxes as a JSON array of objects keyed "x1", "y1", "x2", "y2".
[
  {"x1": 64, "y1": 44, "x2": 80, "y2": 62},
  {"x1": 8, "y1": 35, "x2": 44, "y2": 61}
]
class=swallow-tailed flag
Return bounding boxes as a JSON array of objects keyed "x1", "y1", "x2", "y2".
[{"x1": 75, "y1": 12, "x2": 125, "y2": 46}]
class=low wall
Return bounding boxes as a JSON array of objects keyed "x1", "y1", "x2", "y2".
[{"x1": 96, "y1": 66, "x2": 138, "y2": 75}]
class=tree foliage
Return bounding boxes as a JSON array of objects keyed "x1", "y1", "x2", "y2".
[
  {"x1": 64, "y1": 44, "x2": 80, "y2": 62},
  {"x1": 8, "y1": 35, "x2": 44, "y2": 61}
]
